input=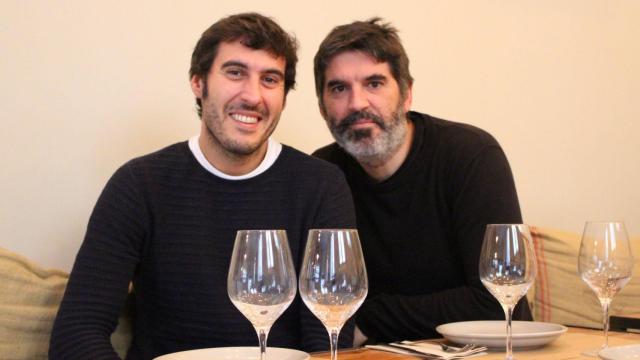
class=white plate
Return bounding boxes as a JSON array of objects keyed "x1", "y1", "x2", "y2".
[
  {"x1": 154, "y1": 346, "x2": 310, "y2": 360},
  {"x1": 435, "y1": 320, "x2": 567, "y2": 349},
  {"x1": 599, "y1": 344, "x2": 640, "y2": 360}
]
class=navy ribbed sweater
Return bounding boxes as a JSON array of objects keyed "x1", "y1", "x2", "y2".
[
  {"x1": 50, "y1": 142, "x2": 356, "y2": 359},
  {"x1": 314, "y1": 111, "x2": 531, "y2": 343}
]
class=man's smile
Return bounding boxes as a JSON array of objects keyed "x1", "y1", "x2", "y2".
[{"x1": 230, "y1": 113, "x2": 260, "y2": 124}]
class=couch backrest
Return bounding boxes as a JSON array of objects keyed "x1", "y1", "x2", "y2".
[
  {"x1": 529, "y1": 227, "x2": 640, "y2": 328},
  {"x1": 0, "y1": 247, "x2": 132, "y2": 359}
]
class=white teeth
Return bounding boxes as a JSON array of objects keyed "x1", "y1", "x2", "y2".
[{"x1": 231, "y1": 113, "x2": 258, "y2": 124}]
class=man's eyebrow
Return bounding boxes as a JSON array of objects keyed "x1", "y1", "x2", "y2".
[
  {"x1": 326, "y1": 74, "x2": 388, "y2": 88},
  {"x1": 264, "y1": 68, "x2": 285, "y2": 79},
  {"x1": 326, "y1": 79, "x2": 346, "y2": 88},
  {"x1": 221, "y1": 60, "x2": 248, "y2": 69},
  {"x1": 366, "y1": 74, "x2": 388, "y2": 82},
  {"x1": 221, "y1": 61, "x2": 284, "y2": 79}
]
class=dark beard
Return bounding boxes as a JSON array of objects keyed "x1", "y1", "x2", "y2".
[
  {"x1": 333, "y1": 111, "x2": 387, "y2": 139},
  {"x1": 201, "y1": 102, "x2": 272, "y2": 156}
]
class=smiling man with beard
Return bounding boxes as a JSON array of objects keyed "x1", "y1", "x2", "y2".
[
  {"x1": 313, "y1": 18, "x2": 532, "y2": 345},
  {"x1": 49, "y1": 13, "x2": 355, "y2": 360}
]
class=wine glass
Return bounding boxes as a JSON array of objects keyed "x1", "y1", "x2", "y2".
[
  {"x1": 227, "y1": 230, "x2": 297, "y2": 360},
  {"x1": 479, "y1": 224, "x2": 537, "y2": 360},
  {"x1": 578, "y1": 221, "x2": 634, "y2": 357},
  {"x1": 299, "y1": 229, "x2": 368, "y2": 360}
]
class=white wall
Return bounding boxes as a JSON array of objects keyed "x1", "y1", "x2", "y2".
[{"x1": 2, "y1": 0, "x2": 639, "y2": 271}]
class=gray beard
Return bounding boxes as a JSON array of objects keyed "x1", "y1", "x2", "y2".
[{"x1": 330, "y1": 108, "x2": 408, "y2": 166}]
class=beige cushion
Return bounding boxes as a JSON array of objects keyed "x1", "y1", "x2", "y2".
[
  {"x1": 0, "y1": 246, "x2": 132, "y2": 359},
  {"x1": 529, "y1": 227, "x2": 640, "y2": 328}
]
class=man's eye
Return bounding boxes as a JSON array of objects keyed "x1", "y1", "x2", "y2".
[
  {"x1": 263, "y1": 76, "x2": 281, "y2": 87},
  {"x1": 226, "y1": 69, "x2": 243, "y2": 78},
  {"x1": 368, "y1": 81, "x2": 382, "y2": 89},
  {"x1": 330, "y1": 85, "x2": 345, "y2": 93}
]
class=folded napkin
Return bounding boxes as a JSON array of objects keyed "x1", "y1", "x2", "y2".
[{"x1": 366, "y1": 342, "x2": 488, "y2": 359}]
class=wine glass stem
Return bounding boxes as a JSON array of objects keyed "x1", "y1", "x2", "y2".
[
  {"x1": 257, "y1": 328, "x2": 268, "y2": 360},
  {"x1": 601, "y1": 299, "x2": 611, "y2": 349},
  {"x1": 501, "y1": 304, "x2": 515, "y2": 360},
  {"x1": 328, "y1": 328, "x2": 340, "y2": 360}
]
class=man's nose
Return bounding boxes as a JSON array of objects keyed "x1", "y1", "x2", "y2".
[
  {"x1": 240, "y1": 77, "x2": 262, "y2": 105},
  {"x1": 348, "y1": 86, "x2": 369, "y2": 112}
]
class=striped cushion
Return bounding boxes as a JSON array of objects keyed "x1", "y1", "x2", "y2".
[
  {"x1": 0, "y1": 247, "x2": 132, "y2": 359},
  {"x1": 529, "y1": 227, "x2": 640, "y2": 328}
]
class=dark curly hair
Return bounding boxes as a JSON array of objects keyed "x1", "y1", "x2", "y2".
[
  {"x1": 314, "y1": 18, "x2": 413, "y2": 107},
  {"x1": 189, "y1": 13, "x2": 298, "y2": 117}
]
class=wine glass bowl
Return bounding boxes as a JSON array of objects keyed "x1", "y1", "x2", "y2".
[
  {"x1": 299, "y1": 229, "x2": 368, "y2": 360},
  {"x1": 479, "y1": 224, "x2": 537, "y2": 360},
  {"x1": 578, "y1": 221, "x2": 634, "y2": 357},
  {"x1": 227, "y1": 230, "x2": 297, "y2": 360}
]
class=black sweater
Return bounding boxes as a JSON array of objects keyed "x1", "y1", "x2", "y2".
[
  {"x1": 314, "y1": 111, "x2": 531, "y2": 343},
  {"x1": 50, "y1": 142, "x2": 356, "y2": 359}
]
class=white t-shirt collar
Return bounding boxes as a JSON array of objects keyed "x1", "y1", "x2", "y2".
[{"x1": 188, "y1": 135, "x2": 282, "y2": 180}]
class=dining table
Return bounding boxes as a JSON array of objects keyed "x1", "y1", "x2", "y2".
[{"x1": 308, "y1": 327, "x2": 640, "y2": 359}]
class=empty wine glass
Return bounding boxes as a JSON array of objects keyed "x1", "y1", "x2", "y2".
[
  {"x1": 479, "y1": 224, "x2": 537, "y2": 360},
  {"x1": 299, "y1": 229, "x2": 368, "y2": 360},
  {"x1": 227, "y1": 230, "x2": 297, "y2": 360},
  {"x1": 578, "y1": 221, "x2": 633, "y2": 357}
]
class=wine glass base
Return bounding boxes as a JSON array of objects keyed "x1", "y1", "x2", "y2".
[{"x1": 581, "y1": 347, "x2": 604, "y2": 357}]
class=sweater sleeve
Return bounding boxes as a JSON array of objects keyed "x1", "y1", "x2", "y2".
[
  {"x1": 355, "y1": 145, "x2": 531, "y2": 342},
  {"x1": 49, "y1": 163, "x2": 147, "y2": 359},
  {"x1": 299, "y1": 165, "x2": 358, "y2": 351}
]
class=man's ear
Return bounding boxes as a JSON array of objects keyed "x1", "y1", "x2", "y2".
[
  {"x1": 190, "y1": 75, "x2": 204, "y2": 98},
  {"x1": 403, "y1": 84, "x2": 413, "y2": 113}
]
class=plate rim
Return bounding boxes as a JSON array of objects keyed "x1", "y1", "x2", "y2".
[
  {"x1": 598, "y1": 343, "x2": 640, "y2": 359},
  {"x1": 435, "y1": 320, "x2": 568, "y2": 340},
  {"x1": 154, "y1": 346, "x2": 310, "y2": 360}
]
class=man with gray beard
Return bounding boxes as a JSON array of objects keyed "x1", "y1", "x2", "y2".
[{"x1": 312, "y1": 18, "x2": 532, "y2": 345}]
